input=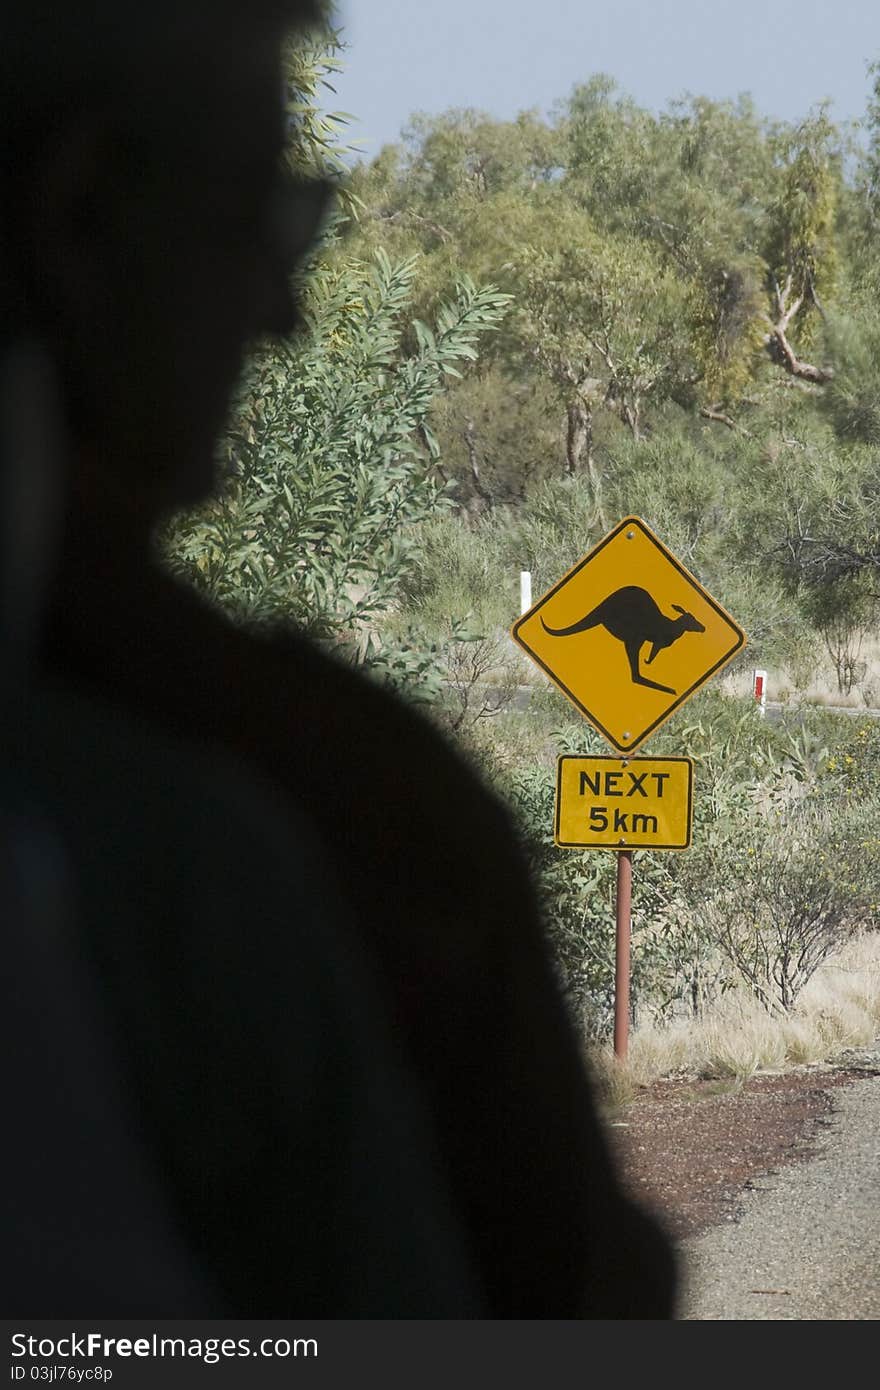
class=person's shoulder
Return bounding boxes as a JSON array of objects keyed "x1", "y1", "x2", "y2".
[
  {"x1": 15, "y1": 678, "x2": 486, "y2": 1317},
  {"x1": 264, "y1": 625, "x2": 520, "y2": 835},
  {"x1": 167, "y1": 571, "x2": 516, "y2": 824},
  {"x1": 145, "y1": 572, "x2": 532, "y2": 917}
]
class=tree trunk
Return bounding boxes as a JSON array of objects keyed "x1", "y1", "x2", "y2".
[
  {"x1": 622, "y1": 399, "x2": 642, "y2": 442},
  {"x1": 566, "y1": 398, "x2": 591, "y2": 474},
  {"x1": 764, "y1": 278, "x2": 833, "y2": 385},
  {"x1": 765, "y1": 326, "x2": 833, "y2": 384},
  {"x1": 566, "y1": 399, "x2": 604, "y2": 520},
  {"x1": 463, "y1": 418, "x2": 492, "y2": 506}
]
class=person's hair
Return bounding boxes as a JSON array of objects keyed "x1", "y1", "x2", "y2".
[
  {"x1": 0, "y1": 2, "x2": 323, "y2": 339},
  {"x1": 0, "y1": 3, "x2": 322, "y2": 149}
]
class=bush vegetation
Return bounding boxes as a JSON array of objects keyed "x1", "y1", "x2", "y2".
[{"x1": 165, "y1": 22, "x2": 880, "y2": 1057}]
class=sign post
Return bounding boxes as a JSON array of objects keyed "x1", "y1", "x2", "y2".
[
  {"x1": 614, "y1": 851, "x2": 632, "y2": 1060},
  {"x1": 555, "y1": 753, "x2": 693, "y2": 1058},
  {"x1": 512, "y1": 516, "x2": 746, "y2": 1058}
]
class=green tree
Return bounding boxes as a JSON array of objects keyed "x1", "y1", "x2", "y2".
[
  {"x1": 346, "y1": 85, "x2": 852, "y2": 503},
  {"x1": 760, "y1": 111, "x2": 840, "y2": 386},
  {"x1": 165, "y1": 252, "x2": 510, "y2": 640}
]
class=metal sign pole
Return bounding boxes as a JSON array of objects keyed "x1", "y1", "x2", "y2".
[{"x1": 614, "y1": 850, "x2": 632, "y2": 1059}]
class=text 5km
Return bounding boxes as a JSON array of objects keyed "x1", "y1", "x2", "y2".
[{"x1": 585, "y1": 806, "x2": 660, "y2": 834}]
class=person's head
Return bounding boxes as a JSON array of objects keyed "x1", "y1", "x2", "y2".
[{"x1": 1, "y1": 1, "x2": 327, "y2": 519}]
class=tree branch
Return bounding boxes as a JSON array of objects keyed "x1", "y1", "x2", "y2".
[
  {"x1": 463, "y1": 418, "x2": 492, "y2": 504},
  {"x1": 700, "y1": 405, "x2": 751, "y2": 435},
  {"x1": 764, "y1": 272, "x2": 833, "y2": 383},
  {"x1": 763, "y1": 323, "x2": 833, "y2": 383},
  {"x1": 374, "y1": 208, "x2": 453, "y2": 243}
]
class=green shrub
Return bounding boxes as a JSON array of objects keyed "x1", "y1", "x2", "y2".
[{"x1": 496, "y1": 691, "x2": 880, "y2": 1035}]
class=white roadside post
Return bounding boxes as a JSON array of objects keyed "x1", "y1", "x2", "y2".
[
  {"x1": 753, "y1": 668, "x2": 768, "y2": 718},
  {"x1": 519, "y1": 571, "x2": 532, "y2": 616}
]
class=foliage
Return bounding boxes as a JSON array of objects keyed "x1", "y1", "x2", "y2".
[
  {"x1": 438, "y1": 623, "x2": 521, "y2": 732},
  {"x1": 762, "y1": 111, "x2": 840, "y2": 343},
  {"x1": 282, "y1": 21, "x2": 360, "y2": 186},
  {"x1": 821, "y1": 717, "x2": 880, "y2": 800},
  {"x1": 347, "y1": 58, "x2": 880, "y2": 1036},
  {"x1": 346, "y1": 78, "x2": 853, "y2": 508},
  {"x1": 689, "y1": 801, "x2": 880, "y2": 1013},
  {"x1": 164, "y1": 254, "x2": 511, "y2": 640},
  {"x1": 799, "y1": 579, "x2": 877, "y2": 695},
  {"x1": 820, "y1": 310, "x2": 880, "y2": 445},
  {"x1": 163, "y1": 26, "x2": 880, "y2": 1042},
  {"x1": 493, "y1": 691, "x2": 880, "y2": 1035}
]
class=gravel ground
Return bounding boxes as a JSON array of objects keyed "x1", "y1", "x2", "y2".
[{"x1": 678, "y1": 1071, "x2": 880, "y2": 1320}]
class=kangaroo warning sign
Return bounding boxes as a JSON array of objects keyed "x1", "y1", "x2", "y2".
[
  {"x1": 512, "y1": 515, "x2": 746, "y2": 752},
  {"x1": 555, "y1": 755, "x2": 693, "y2": 850}
]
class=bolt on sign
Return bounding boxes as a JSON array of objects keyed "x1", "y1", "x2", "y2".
[
  {"x1": 555, "y1": 756, "x2": 693, "y2": 850},
  {"x1": 511, "y1": 516, "x2": 746, "y2": 753}
]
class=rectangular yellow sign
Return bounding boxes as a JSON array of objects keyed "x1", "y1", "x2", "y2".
[{"x1": 555, "y1": 755, "x2": 693, "y2": 850}]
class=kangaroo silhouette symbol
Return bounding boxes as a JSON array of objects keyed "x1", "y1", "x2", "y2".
[{"x1": 540, "y1": 585, "x2": 706, "y2": 695}]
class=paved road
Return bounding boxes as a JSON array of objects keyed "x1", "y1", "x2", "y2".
[
  {"x1": 679, "y1": 1073, "x2": 880, "y2": 1320},
  {"x1": 495, "y1": 683, "x2": 880, "y2": 721}
]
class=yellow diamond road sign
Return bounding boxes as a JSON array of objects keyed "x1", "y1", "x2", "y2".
[
  {"x1": 512, "y1": 515, "x2": 746, "y2": 753},
  {"x1": 555, "y1": 756, "x2": 693, "y2": 850}
]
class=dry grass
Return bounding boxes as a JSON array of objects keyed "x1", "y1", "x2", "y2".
[
  {"x1": 590, "y1": 931, "x2": 880, "y2": 1096},
  {"x1": 721, "y1": 637, "x2": 880, "y2": 710}
]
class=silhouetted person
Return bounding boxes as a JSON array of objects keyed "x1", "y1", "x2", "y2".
[
  {"x1": 4, "y1": 0, "x2": 677, "y2": 1315},
  {"x1": 2, "y1": 1, "x2": 484, "y2": 1319}
]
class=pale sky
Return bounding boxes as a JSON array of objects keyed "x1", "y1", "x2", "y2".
[{"x1": 330, "y1": 0, "x2": 879, "y2": 161}]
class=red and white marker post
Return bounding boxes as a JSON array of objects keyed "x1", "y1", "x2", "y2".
[{"x1": 753, "y1": 668, "x2": 767, "y2": 717}]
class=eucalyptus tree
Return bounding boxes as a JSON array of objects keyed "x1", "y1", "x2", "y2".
[{"x1": 347, "y1": 82, "x2": 853, "y2": 508}]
